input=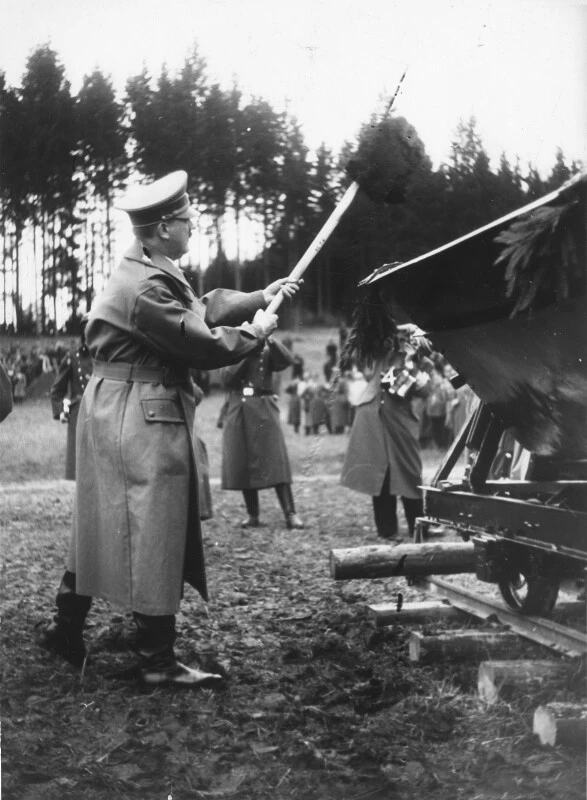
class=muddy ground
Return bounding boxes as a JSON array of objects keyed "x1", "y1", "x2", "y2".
[{"x1": 2, "y1": 474, "x2": 585, "y2": 800}]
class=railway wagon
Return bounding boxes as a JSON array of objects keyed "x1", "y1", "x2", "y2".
[{"x1": 361, "y1": 172, "x2": 587, "y2": 616}]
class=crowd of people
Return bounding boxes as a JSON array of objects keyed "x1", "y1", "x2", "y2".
[
  {"x1": 0, "y1": 341, "x2": 73, "y2": 401},
  {"x1": 281, "y1": 337, "x2": 475, "y2": 452},
  {"x1": 2, "y1": 330, "x2": 473, "y2": 457}
]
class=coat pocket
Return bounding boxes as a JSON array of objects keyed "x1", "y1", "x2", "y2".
[{"x1": 141, "y1": 398, "x2": 184, "y2": 423}]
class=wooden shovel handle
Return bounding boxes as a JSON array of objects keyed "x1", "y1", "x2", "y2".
[{"x1": 266, "y1": 181, "x2": 360, "y2": 314}]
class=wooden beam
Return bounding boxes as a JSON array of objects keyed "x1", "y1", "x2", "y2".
[
  {"x1": 409, "y1": 631, "x2": 521, "y2": 663},
  {"x1": 478, "y1": 660, "x2": 573, "y2": 706},
  {"x1": 368, "y1": 600, "x2": 468, "y2": 627},
  {"x1": 533, "y1": 702, "x2": 587, "y2": 750},
  {"x1": 330, "y1": 542, "x2": 475, "y2": 581}
]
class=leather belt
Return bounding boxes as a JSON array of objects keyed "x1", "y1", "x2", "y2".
[
  {"x1": 92, "y1": 361, "x2": 189, "y2": 386},
  {"x1": 230, "y1": 387, "x2": 275, "y2": 398}
]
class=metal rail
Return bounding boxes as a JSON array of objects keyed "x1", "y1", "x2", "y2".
[{"x1": 415, "y1": 576, "x2": 586, "y2": 658}]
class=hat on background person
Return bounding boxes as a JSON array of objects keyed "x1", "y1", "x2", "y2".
[{"x1": 116, "y1": 171, "x2": 198, "y2": 228}]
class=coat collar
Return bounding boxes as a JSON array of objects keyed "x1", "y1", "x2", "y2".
[{"x1": 124, "y1": 239, "x2": 193, "y2": 293}]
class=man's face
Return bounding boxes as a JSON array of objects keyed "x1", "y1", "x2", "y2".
[{"x1": 165, "y1": 216, "x2": 194, "y2": 261}]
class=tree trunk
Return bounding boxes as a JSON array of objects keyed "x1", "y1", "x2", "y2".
[
  {"x1": 368, "y1": 601, "x2": 468, "y2": 627},
  {"x1": 89, "y1": 222, "x2": 96, "y2": 307},
  {"x1": 234, "y1": 203, "x2": 241, "y2": 292},
  {"x1": 409, "y1": 631, "x2": 522, "y2": 663},
  {"x1": 533, "y1": 702, "x2": 587, "y2": 749},
  {"x1": 325, "y1": 252, "x2": 332, "y2": 316},
  {"x1": 69, "y1": 223, "x2": 78, "y2": 327},
  {"x1": 330, "y1": 542, "x2": 476, "y2": 581},
  {"x1": 84, "y1": 217, "x2": 91, "y2": 311},
  {"x1": 105, "y1": 165, "x2": 113, "y2": 276},
  {"x1": 478, "y1": 660, "x2": 573, "y2": 706},
  {"x1": 32, "y1": 220, "x2": 39, "y2": 333},
  {"x1": 41, "y1": 212, "x2": 47, "y2": 333},
  {"x1": 52, "y1": 216, "x2": 58, "y2": 330},
  {"x1": 316, "y1": 258, "x2": 323, "y2": 317},
  {"x1": 16, "y1": 224, "x2": 25, "y2": 332},
  {"x1": 262, "y1": 206, "x2": 271, "y2": 287},
  {"x1": 1, "y1": 218, "x2": 7, "y2": 327},
  {"x1": 99, "y1": 218, "x2": 106, "y2": 284}
]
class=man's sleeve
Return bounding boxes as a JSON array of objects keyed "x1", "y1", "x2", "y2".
[
  {"x1": 133, "y1": 282, "x2": 266, "y2": 370},
  {"x1": 50, "y1": 356, "x2": 71, "y2": 418},
  {"x1": 267, "y1": 338, "x2": 295, "y2": 372},
  {"x1": 201, "y1": 289, "x2": 266, "y2": 327}
]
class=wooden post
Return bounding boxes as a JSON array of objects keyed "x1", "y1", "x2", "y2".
[
  {"x1": 533, "y1": 702, "x2": 587, "y2": 750},
  {"x1": 368, "y1": 601, "x2": 468, "y2": 627},
  {"x1": 478, "y1": 660, "x2": 573, "y2": 706},
  {"x1": 409, "y1": 631, "x2": 521, "y2": 663},
  {"x1": 330, "y1": 542, "x2": 475, "y2": 581}
]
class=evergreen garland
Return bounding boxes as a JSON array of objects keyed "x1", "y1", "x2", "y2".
[{"x1": 494, "y1": 174, "x2": 586, "y2": 316}]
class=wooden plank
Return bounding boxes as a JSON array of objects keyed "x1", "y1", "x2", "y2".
[
  {"x1": 478, "y1": 660, "x2": 572, "y2": 705},
  {"x1": 410, "y1": 631, "x2": 521, "y2": 663},
  {"x1": 368, "y1": 600, "x2": 467, "y2": 627},
  {"x1": 533, "y1": 702, "x2": 587, "y2": 749}
]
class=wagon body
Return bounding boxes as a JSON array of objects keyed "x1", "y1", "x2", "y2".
[
  {"x1": 362, "y1": 173, "x2": 587, "y2": 615},
  {"x1": 363, "y1": 173, "x2": 587, "y2": 459}
]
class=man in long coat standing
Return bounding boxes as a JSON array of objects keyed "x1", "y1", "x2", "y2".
[
  {"x1": 39, "y1": 171, "x2": 299, "y2": 687},
  {"x1": 220, "y1": 338, "x2": 304, "y2": 529}
]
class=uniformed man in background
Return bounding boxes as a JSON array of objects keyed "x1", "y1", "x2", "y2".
[
  {"x1": 220, "y1": 338, "x2": 305, "y2": 530},
  {"x1": 0, "y1": 359, "x2": 12, "y2": 422},
  {"x1": 39, "y1": 170, "x2": 300, "y2": 687},
  {"x1": 50, "y1": 312, "x2": 93, "y2": 480}
]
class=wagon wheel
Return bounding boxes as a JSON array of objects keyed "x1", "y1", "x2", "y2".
[{"x1": 498, "y1": 569, "x2": 560, "y2": 616}]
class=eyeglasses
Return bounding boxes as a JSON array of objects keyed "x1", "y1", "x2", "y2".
[{"x1": 160, "y1": 214, "x2": 194, "y2": 225}]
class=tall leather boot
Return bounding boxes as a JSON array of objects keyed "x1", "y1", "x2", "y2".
[
  {"x1": 37, "y1": 570, "x2": 92, "y2": 667},
  {"x1": 241, "y1": 489, "x2": 263, "y2": 528},
  {"x1": 275, "y1": 483, "x2": 305, "y2": 529},
  {"x1": 372, "y1": 492, "x2": 398, "y2": 539},
  {"x1": 134, "y1": 612, "x2": 223, "y2": 688},
  {"x1": 401, "y1": 497, "x2": 424, "y2": 539}
]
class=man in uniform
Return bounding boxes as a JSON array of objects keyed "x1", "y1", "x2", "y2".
[
  {"x1": 50, "y1": 312, "x2": 93, "y2": 480},
  {"x1": 0, "y1": 359, "x2": 12, "y2": 422},
  {"x1": 38, "y1": 171, "x2": 300, "y2": 687},
  {"x1": 220, "y1": 338, "x2": 305, "y2": 529}
]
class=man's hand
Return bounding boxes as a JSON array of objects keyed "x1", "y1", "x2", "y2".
[
  {"x1": 262, "y1": 278, "x2": 303, "y2": 306},
  {"x1": 253, "y1": 309, "x2": 278, "y2": 337}
]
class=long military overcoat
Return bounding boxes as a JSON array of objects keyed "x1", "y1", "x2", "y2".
[
  {"x1": 340, "y1": 358, "x2": 429, "y2": 500},
  {"x1": 67, "y1": 241, "x2": 266, "y2": 615},
  {"x1": 220, "y1": 339, "x2": 294, "y2": 490}
]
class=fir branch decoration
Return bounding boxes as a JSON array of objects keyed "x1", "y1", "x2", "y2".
[
  {"x1": 346, "y1": 116, "x2": 427, "y2": 205},
  {"x1": 340, "y1": 283, "x2": 399, "y2": 369},
  {"x1": 494, "y1": 184, "x2": 585, "y2": 317}
]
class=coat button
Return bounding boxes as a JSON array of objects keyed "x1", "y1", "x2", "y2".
[{"x1": 148, "y1": 411, "x2": 155, "y2": 418}]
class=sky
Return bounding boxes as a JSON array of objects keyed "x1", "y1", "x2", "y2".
[{"x1": 2, "y1": 0, "x2": 586, "y2": 177}]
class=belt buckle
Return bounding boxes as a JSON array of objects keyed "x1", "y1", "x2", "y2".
[{"x1": 243, "y1": 386, "x2": 254, "y2": 397}]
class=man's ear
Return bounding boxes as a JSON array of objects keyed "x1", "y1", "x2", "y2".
[{"x1": 158, "y1": 221, "x2": 170, "y2": 240}]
